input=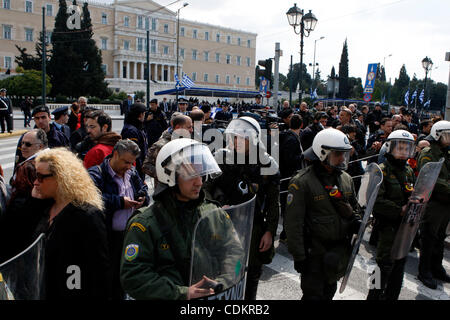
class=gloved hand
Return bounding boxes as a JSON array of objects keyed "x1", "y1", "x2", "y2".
[
  {"x1": 350, "y1": 216, "x2": 362, "y2": 235},
  {"x1": 294, "y1": 260, "x2": 307, "y2": 274}
]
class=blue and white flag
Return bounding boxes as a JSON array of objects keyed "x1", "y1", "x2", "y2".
[
  {"x1": 404, "y1": 89, "x2": 409, "y2": 105},
  {"x1": 411, "y1": 90, "x2": 417, "y2": 101},
  {"x1": 174, "y1": 73, "x2": 180, "y2": 85},
  {"x1": 312, "y1": 88, "x2": 318, "y2": 101},
  {"x1": 181, "y1": 74, "x2": 195, "y2": 88},
  {"x1": 424, "y1": 99, "x2": 431, "y2": 109},
  {"x1": 419, "y1": 89, "x2": 425, "y2": 104},
  {"x1": 381, "y1": 95, "x2": 386, "y2": 104}
]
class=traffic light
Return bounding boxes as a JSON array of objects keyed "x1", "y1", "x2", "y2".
[{"x1": 258, "y1": 59, "x2": 272, "y2": 81}]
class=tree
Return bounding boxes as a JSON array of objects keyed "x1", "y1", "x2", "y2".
[
  {"x1": 286, "y1": 63, "x2": 312, "y2": 93},
  {"x1": 0, "y1": 70, "x2": 51, "y2": 97},
  {"x1": 15, "y1": 32, "x2": 52, "y2": 71},
  {"x1": 390, "y1": 64, "x2": 410, "y2": 105},
  {"x1": 338, "y1": 39, "x2": 349, "y2": 99}
]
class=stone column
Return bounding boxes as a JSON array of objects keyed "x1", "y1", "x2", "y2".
[{"x1": 119, "y1": 60, "x2": 123, "y2": 79}]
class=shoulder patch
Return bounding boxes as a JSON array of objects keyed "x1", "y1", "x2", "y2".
[
  {"x1": 129, "y1": 222, "x2": 147, "y2": 232},
  {"x1": 287, "y1": 193, "x2": 294, "y2": 205},
  {"x1": 124, "y1": 244, "x2": 139, "y2": 261},
  {"x1": 289, "y1": 183, "x2": 299, "y2": 190}
]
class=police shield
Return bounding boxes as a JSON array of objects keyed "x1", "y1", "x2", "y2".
[
  {"x1": 0, "y1": 233, "x2": 45, "y2": 300},
  {"x1": 391, "y1": 158, "x2": 445, "y2": 260},
  {"x1": 339, "y1": 163, "x2": 383, "y2": 294},
  {"x1": 188, "y1": 195, "x2": 256, "y2": 300}
]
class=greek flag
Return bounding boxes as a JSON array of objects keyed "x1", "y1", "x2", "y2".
[
  {"x1": 381, "y1": 95, "x2": 386, "y2": 104},
  {"x1": 181, "y1": 74, "x2": 195, "y2": 88},
  {"x1": 175, "y1": 74, "x2": 180, "y2": 86},
  {"x1": 404, "y1": 89, "x2": 409, "y2": 106},
  {"x1": 424, "y1": 99, "x2": 431, "y2": 109},
  {"x1": 311, "y1": 88, "x2": 318, "y2": 101},
  {"x1": 419, "y1": 89, "x2": 425, "y2": 104},
  {"x1": 411, "y1": 90, "x2": 417, "y2": 101}
]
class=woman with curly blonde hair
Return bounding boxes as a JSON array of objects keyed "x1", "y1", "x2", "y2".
[{"x1": 32, "y1": 148, "x2": 111, "y2": 299}]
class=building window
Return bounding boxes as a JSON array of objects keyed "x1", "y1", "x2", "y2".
[
  {"x1": 205, "y1": 31, "x2": 209, "y2": 41},
  {"x1": 237, "y1": 56, "x2": 241, "y2": 66},
  {"x1": 226, "y1": 75, "x2": 230, "y2": 85},
  {"x1": 204, "y1": 51, "x2": 209, "y2": 62},
  {"x1": 180, "y1": 27, "x2": 185, "y2": 37},
  {"x1": 25, "y1": 28, "x2": 33, "y2": 42},
  {"x1": 101, "y1": 38, "x2": 107, "y2": 50},
  {"x1": 246, "y1": 57, "x2": 251, "y2": 67},
  {"x1": 226, "y1": 55, "x2": 231, "y2": 65},
  {"x1": 25, "y1": 1, "x2": 33, "y2": 13},
  {"x1": 163, "y1": 46, "x2": 169, "y2": 55},
  {"x1": 44, "y1": 31, "x2": 51, "y2": 43},
  {"x1": 164, "y1": 24, "x2": 169, "y2": 33},
  {"x1": 3, "y1": 25, "x2": 11, "y2": 40},
  {"x1": 216, "y1": 33, "x2": 220, "y2": 42},
  {"x1": 193, "y1": 29, "x2": 197, "y2": 39},
  {"x1": 192, "y1": 72, "x2": 197, "y2": 81},
  {"x1": 124, "y1": 16, "x2": 129, "y2": 27},
  {"x1": 236, "y1": 77, "x2": 241, "y2": 85},
  {"x1": 151, "y1": 18, "x2": 157, "y2": 31},
  {"x1": 246, "y1": 77, "x2": 250, "y2": 86},
  {"x1": 123, "y1": 40, "x2": 130, "y2": 50},
  {"x1": 204, "y1": 74, "x2": 208, "y2": 82},
  {"x1": 180, "y1": 48, "x2": 184, "y2": 58},
  {"x1": 238, "y1": 37, "x2": 241, "y2": 46},
  {"x1": 102, "y1": 13, "x2": 107, "y2": 25},
  {"x1": 227, "y1": 35, "x2": 231, "y2": 44},
  {"x1": 215, "y1": 53, "x2": 220, "y2": 63},
  {"x1": 192, "y1": 49, "x2": 197, "y2": 60},
  {"x1": 4, "y1": 56, "x2": 12, "y2": 69},
  {"x1": 3, "y1": 0, "x2": 10, "y2": 9},
  {"x1": 150, "y1": 40, "x2": 156, "y2": 53},
  {"x1": 137, "y1": 38, "x2": 143, "y2": 51},
  {"x1": 101, "y1": 64, "x2": 107, "y2": 74},
  {"x1": 145, "y1": 17, "x2": 149, "y2": 30},
  {"x1": 46, "y1": 4, "x2": 53, "y2": 16},
  {"x1": 247, "y1": 39, "x2": 251, "y2": 48},
  {"x1": 215, "y1": 75, "x2": 220, "y2": 84},
  {"x1": 138, "y1": 16, "x2": 143, "y2": 29}
]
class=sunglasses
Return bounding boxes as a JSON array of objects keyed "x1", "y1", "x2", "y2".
[
  {"x1": 35, "y1": 172, "x2": 54, "y2": 183},
  {"x1": 22, "y1": 141, "x2": 40, "y2": 147}
]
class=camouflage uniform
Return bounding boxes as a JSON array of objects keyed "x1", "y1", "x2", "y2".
[{"x1": 142, "y1": 129, "x2": 172, "y2": 178}]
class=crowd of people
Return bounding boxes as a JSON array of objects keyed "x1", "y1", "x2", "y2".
[{"x1": 0, "y1": 92, "x2": 449, "y2": 301}]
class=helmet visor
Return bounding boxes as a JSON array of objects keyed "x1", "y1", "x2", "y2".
[
  {"x1": 388, "y1": 140, "x2": 415, "y2": 160},
  {"x1": 440, "y1": 131, "x2": 450, "y2": 145},
  {"x1": 326, "y1": 150, "x2": 351, "y2": 171},
  {"x1": 224, "y1": 119, "x2": 258, "y2": 141},
  {"x1": 174, "y1": 144, "x2": 222, "y2": 180}
]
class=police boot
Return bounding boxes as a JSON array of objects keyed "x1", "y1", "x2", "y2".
[
  {"x1": 431, "y1": 244, "x2": 450, "y2": 283},
  {"x1": 418, "y1": 232, "x2": 438, "y2": 289},
  {"x1": 245, "y1": 266, "x2": 262, "y2": 300},
  {"x1": 432, "y1": 267, "x2": 450, "y2": 283}
]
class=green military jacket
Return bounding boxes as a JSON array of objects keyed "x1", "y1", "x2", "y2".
[
  {"x1": 417, "y1": 141, "x2": 450, "y2": 204},
  {"x1": 373, "y1": 159, "x2": 415, "y2": 223},
  {"x1": 285, "y1": 164, "x2": 359, "y2": 262},
  {"x1": 120, "y1": 189, "x2": 243, "y2": 300}
]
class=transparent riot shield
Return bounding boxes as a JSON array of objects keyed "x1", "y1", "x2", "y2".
[
  {"x1": 188, "y1": 195, "x2": 256, "y2": 300},
  {"x1": 0, "y1": 233, "x2": 45, "y2": 300},
  {"x1": 391, "y1": 158, "x2": 445, "y2": 260},
  {"x1": 339, "y1": 163, "x2": 383, "y2": 293}
]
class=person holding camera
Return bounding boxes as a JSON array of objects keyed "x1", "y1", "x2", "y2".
[{"x1": 88, "y1": 139, "x2": 150, "y2": 300}]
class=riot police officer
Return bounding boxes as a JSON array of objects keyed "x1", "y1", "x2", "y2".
[
  {"x1": 204, "y1": 116, "x2": 280, "y2": 300},
  {"x1": 120, "y1": 138, "x2": 243, "y2": 300},
  {"x1": 417, "y1": 120, "x2": 450, "y2": 289},
  {"x1": 367, "y1": 130, "x2": 416, "y2": 300},
  {"x1": 285, "y1": 128, "x2": 361, "y2": 300}
]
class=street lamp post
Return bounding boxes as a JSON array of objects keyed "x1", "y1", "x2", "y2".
[
  {"x1": 312, "y1": 36, "x2": 324, "y2": 85},
  {"x1": 422, "y1": 56, "x2": 433, "y2": 114},
  {"x1": 286, "y1": 4, "x2": 317, "y2": 104},
  {"x1": 176, "y1": 3, "x2": 189, "y2": 105}
]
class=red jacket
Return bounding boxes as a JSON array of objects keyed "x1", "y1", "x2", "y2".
[{"x1": 83, "y1": 132, "x2": 122, "y2": 169}]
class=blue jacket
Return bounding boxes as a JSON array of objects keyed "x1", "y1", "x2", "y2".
[{"x1": 88, "y1": 156, "x2": 150, "y2": 232}]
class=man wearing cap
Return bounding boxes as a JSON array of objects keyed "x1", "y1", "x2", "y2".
[
  {"x1": 214, "y1": 102, "x2": 232, "y2": 122},
  {"x1": 145, "y1": 98, "x2": 168, "y2": 146},
  {"x1": 251, "y1": 94, "x2": 264, "y2": 110},
  {"x1": 52, "y1": 106, "x2": 71, "y2": 139},
  {"x1": 178, "y1": 98, "x2": 189, "y2": 115},
  {"x1": 0, "y1": 88, "x2": 13, "y2": 133}
]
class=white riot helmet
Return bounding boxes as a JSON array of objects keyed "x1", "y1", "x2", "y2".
[
  {"x1": 224, "y1": 116, "x2": 262, "y2": 146},
  {"x1": 311, "y1": 128, "x2": 353, "y2": 170},
  {"x1": 430, "y1": 120, "x2": 450, "y2": 145},
  {"x1": 156, "y1": 138, "x2": 221, "y2": 187},
  {"x1": 385, "y1": 129, "x2": 415, "y2": 160}
]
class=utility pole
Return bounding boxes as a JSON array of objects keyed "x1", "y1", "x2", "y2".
[
  {"x1": 289, "y1": 55, "x2": 293, "y2": 107},
  {"x1": 273, "y1": 43, "x2": 281, "y2": 110},
  {"x1": 146, "y1": 30, "x2": 150, "y2": 109},
  {"x1": 42, "y1": 7, "x2": 46, "y2": 106}
]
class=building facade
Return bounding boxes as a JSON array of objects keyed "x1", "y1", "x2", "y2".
[{"x1": 0, "y1": 0, "x2": 257, "y2": 97}]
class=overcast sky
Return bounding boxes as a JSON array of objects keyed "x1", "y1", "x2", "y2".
[{"x1": 103, "y1": 0, "x2": 450, "y2": 85}]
